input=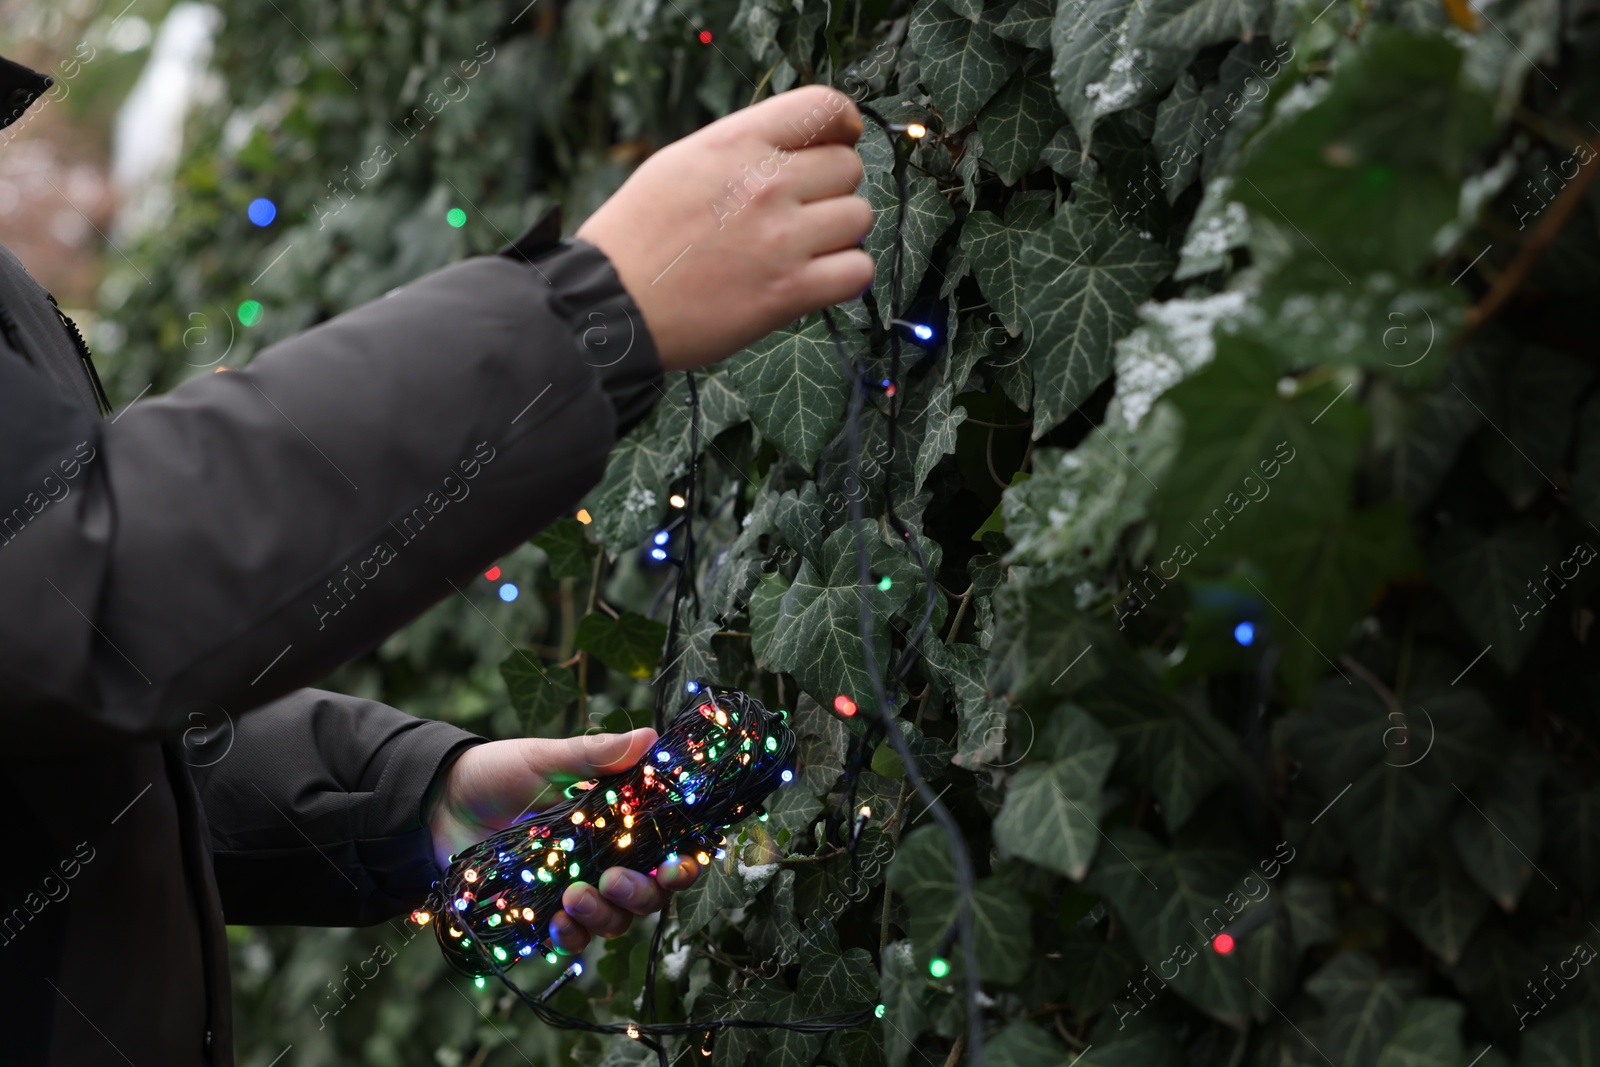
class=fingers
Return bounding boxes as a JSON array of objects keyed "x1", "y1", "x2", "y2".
[
  {"x1": 798, "y1": 195, "x2": 876, "y2": 256},
  {"x1": 793, "y1": 247, "x2": 877, "y2": 311},
  {"x1": 598, "y1": 867, "x2": 670, "y2": 915},
  {"x1": 656, "y1": 854, "x2": 700, "y2": 891},
  {"x1": 782, "y1": 144, "x2": 865, "y2": 203},
  {"x1": 562, "y1": 881, "x2": 635, "y2": 938},
  {"x1": 750, "y1": 85, "x2": 864, "y2": 150},
  {"x1": 547, "y1": 909, "x2": 592, "y2": 954},
  {"x1": 518, "y1": 728, "x2": 658, "y2": 784}
]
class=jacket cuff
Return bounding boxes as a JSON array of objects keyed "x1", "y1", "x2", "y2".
[
  {"x1": 498, "y1": 206, "x2": 665, "y2": 438},
  {"x1": 359, "y1": 719, "x2": 487, "y2": 908}
]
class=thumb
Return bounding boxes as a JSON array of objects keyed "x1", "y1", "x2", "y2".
[
  {"x1": 743, "y1": 84, "x2": 863, "y2": 150},
  {"x1": 530, "y1": 728, "x2": 658, "y2": 782}
]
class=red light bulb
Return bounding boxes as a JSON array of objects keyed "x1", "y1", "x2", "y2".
[
  {"x1": 698, "y1": 29, "x2": 712, "y2": 44},
  {"x1": 1212, "y1": 933, "x2": 1235, "y2": 955},
  {"x1": 485, "y1": 566, "x2": 502, "y2": 581},
  {"x1": 833, "y1": 694, "x2": 857, "y2": 717}
]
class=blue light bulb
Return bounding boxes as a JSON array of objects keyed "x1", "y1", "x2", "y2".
[
  {"x1": 686, "y1": 680, "x2": 700, "y2": 693},
  {"x1": 685, "y1": 791, "x2": 697, "y2": 804},
  {"x1": 572, "y1": 961, "x2": 584, "y2": 975},
  {"x1": 1233, "y1": 621, "x2": 1255, "y2": 647},
  {"x1": 653, "y1": 530, "x2": 670, "y2": 546},
  {"x1": 650, "y1": 547, "x2": 668, "y2": 561},
  {"x1": 521, "y1": 869, "x2": 534, "y2": 883},
  {"x1": 657, "y1": 750, "x2": 671, "y2": 763},
  {"x1": 780, "y1": 769, "x2": 794, "y2": 783},
  {"x1": 912, "y1": 323, "x2": 934, "y2": 341},
  {"x1": 247, "y1": 197, "x2": 277, "y2": 226},
  {"x1": 498, "y1": 582, "x2": 519, "y2": 602}
]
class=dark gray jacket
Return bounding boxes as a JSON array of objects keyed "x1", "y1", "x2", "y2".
[{"x1": 0, "y1": 54, "x2": 661, "y2": 1065}]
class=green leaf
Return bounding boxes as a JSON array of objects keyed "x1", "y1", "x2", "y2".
[
  {"x1": 749, "y1": 570, "x2": 790, "y2": 666},
  {"x1": 908, "y1": 0, "x2": 1022, "y2": 127},
  {"x1": 679, "y1": 859, "x2": 755, "y2": 937},
  {"x1": 940, "y1": 0, "x2": 986, "y2": 20},
  {"x1": 1449, "y1": 738, "x2": 1550, "y2": 911},
  {"x1": 1387, "y1": 846, "x2": 1488, "y2": 966},
  {"x1": 1153, "y1": 71, "x2": 1208, "y2": 203},
  {"x1": 921, "y1": 639, "x2": 1009, "y2": 768},
  {"x1": 1427, "y1": 520, "x2": 1560, "y2": 673},
  {"x1": 1020, "y1": 190, "x2": 1176, "y2": 437},
  {"x1": 1234, "y1": 28, "x2": 1493, "y2": 276},
  {"x1": 1157, "y1": 334, "x2": 1367, "y2": 553},
  {"x1": 1549, "y1": 773, "x2": 1600, "y2": 897},
  {"x1": 1074, "y1": 1014, "x2": 1184, "y2": 1067},
  {"x1": 531, "y1": 517, "x2": 596, "y2": 580},
  {"x1": 994, "y1": 705, "x2": 1118, "y2": 879},
  {"x1": 1473, "y1": 345, "x2": 1593, "y2": 506},
  {"x1": 799, "y1": 944, "x2": 878, "y2": 1013},
  {"x1": 1056, "y1": 924, "x2": 1141, "y2": 1013},
  {"x1": 992, "y1": 0, "x2": 1054, "y2": 48},
  {"x1": 728, "y1": 315, "x2": 852, "y2": 468},
  {"x1": 1140, "y1": 0, "x2": 1272, "y2": 49},
  {"x1": 1049, "y1": 0, "x2": 1192, "y2": 151},
  {"x1": 960, "y1": 195, "x2": 1053, "y2": 334},
  {"x1": 863, "y1": 173, "x2": 958, "y2": 326},
  {"x1": 1522, "y1": 1008, "x2": 1600, "y2": 1067},
  {"x1": 977, "y1": 65, "x2": 1061, "y2": 184},
  {"x1": 1075, "y1": 667, "x2": 1237, "y2": 832},
  {"x1": 574, "y1": 610, "x2": 668, "y2": 679},
  {"x1": 745, "y1": 869, "x2": 801, "y2": 963},
  {"x1": 1082, "y1": 822, "x2": 1252, "y2": 1027},
  {"x1": 1004, "y1": 405, "x2": 1182, "y2": 584},
  {"x1": 913, "y1": 378, "x2": 969, "y2": 492},
  {"x1": 886, "y1": 826, "x2": 1033, "y2": 984},
  {"x1": 1304, "y1": 952, "x2": 1422, "y2": 1067},
  {"x1": 878, "y1": 941, "x2": 927, "y2": 1067},
  {"x1": 1443, "y1": 927, "x2": 1543, "y2": 1041},
  {"x1": 988, "y1": 1021, "x2": 1076, "y2": 1067},
  {"x1": 1375, "y1": 998, "x2": 1465, "y2": 1067},
  {"x1": 1285, "y1": 681, "x2": 1495, "y2": 893},
  {"x1": 580, "y1": 420, "x2": 685, "y2": 554},
  {"x1": 499, "y1": 650, "x2": 578, "y2": 728},
  {"x1": 986, "y1": 574, "x2": 1119, "y2": 706},
  {"x1": 765, "y1": 525, "x2": 925, "y2": 708}
]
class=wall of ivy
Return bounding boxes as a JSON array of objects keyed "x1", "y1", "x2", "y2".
[{"x1": 96, "y1": 0, "x2": 1600, "y2": 1065}]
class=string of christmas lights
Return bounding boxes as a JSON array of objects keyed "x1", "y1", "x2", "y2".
[{"x1": 421, "y1": 685, "x2": 795, "y2": 978}]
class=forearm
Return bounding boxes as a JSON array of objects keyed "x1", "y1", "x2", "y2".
[
  {"x1": 190, "y1": 688, "x2": 486, "y2": 926},
  {"x1": 0, "y1": 220, "x2": 661, "y2": 742}
]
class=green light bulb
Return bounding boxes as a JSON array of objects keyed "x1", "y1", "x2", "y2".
[
  {"x1": 928, "y1": 957, "x2": 951, "y2": 979},
  {"x1": 874, "y1": 1004, "x2": 886, "y2": 1019},
  {"x1": 474, "y1": 976, "x2": 486, "y2": 989},
  {"x1": 876, "y1": 575, "x2": 892, "y2": 591}
]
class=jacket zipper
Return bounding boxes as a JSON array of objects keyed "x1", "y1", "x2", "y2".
[{"x1": 44, "y1": 292, "x2": 112, "y2": 417}]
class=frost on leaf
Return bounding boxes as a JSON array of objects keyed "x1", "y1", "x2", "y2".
[{"x1": 1108, "y1": 290, "x2": 1250, "y2": 432}]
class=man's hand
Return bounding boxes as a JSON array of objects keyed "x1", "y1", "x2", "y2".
[
  {"x1": 426, "y1": 729, "x2": 701, "y2": 955},
  {"x1": 576, "y1": 84, "x2": 875, "y2": 373}
]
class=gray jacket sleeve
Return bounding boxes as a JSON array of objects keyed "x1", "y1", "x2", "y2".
[
  {"x1": 0, "y1": 208, "x2": 662, "y2": 741},
  {"x1": 188, "y1": 688, "x2": 488, "y2": 926}
]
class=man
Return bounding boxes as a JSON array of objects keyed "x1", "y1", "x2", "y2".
[{"x1": 0, "y1": 50, "x2": 873, "y2": 1065}]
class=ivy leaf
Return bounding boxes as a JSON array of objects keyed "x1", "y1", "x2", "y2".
[
  {"x1": 1140, "y1": 0, "x2": 1272, "y2": 49},
  {"x1": 1049, "y1": 0, "x2": 1192, "y2": 152},
  {"x1": 499, "y1": 650, "x2": 578, "y2": 729},
  {"x1": 863, "y1": 173, "x2": 957, "y2": 326},
  {"x1": 1285, "y1": 681, "x2": 1494, "y2": 894},
  {"x1": 531, "y1": 517, "x2": 595, "y2": 580},
  {"x1": 1153, "y1": 71, "x2": 1208, "y2": 202},
  {"x1": 799, "y1": 945, "x2": 878, "y2": 1013},
  {"x1": 912, "y1": 378, "x2": 968, "y2": 492},
  {"x1": 1233, "y1": 28, "x2": 1493, "y2": 276},
  {"x1": 921, "y1": 639, "x2": 1009, "y2": 767},
  {"x1": 1387, "y1": 846, "x2": 1488, "y2": 966},
  {"x1": 766, "y1": 525, "x2": 923, "y2": 705},
  {"x1": 1449, "y1": 738, "x2": 1550, "y2": 910},
  {"x1": 1082, "y1": 822, "x2": 1252, "y2": 1027},
  {"x1": 728, "y1": 315, "x2": 852, "y2": 468},
  {"x1": 1040, "y1": 123, "x2": 1100, "y2": 181},
  {"x1": 574, "y1": 610, "x2": 668, "y2": 679},
  {"x1": 994, "y1": 705, "x2": 1118, "y2": 879},
  {"x1": 1020, "y1": 191, "x2": 1176, "y2": 437},
  {"x1": 745, "y1": 868, "x2": 801, "y2": 963},
  {"x1": 988, "y1": 1022, "x2": 1076, "y2": 1067},
  {"x1": 1056, "y1": 924, "x2": 1141, "y2": 1012},
  {"x1": 961, "y1": 195, "x2": 1053, "y2": 335},
  {"x1": 1473, "y1": 345, "x2": 1593, "y2": 506},
  {"x1": 986, "y1": 573, "x2": 1120, "y2": 706},
  {"x1": 1427, "y1": 521, "x2": 1560, "y2": 673},
  {"x1": 886, "y1": 825, "x2": 1033, "y2": 984},
  {"x1": 1074, "y1": 1014, "x2": 1184, "y2": 1067},
  {"x1": 1522, "y1": 1008, "x2": 1600, "y2": 1067},
  {"x1": 1548, "y1": 773, "x2": 1600, "y2": 897},
  {"x1": 1304, "y1": 952, "x2": 1422, "y2": 1067},
  {"x1": 978, "y1": 64, "x2": 1061, "y2": 184},
  {"x1": 992, "y1": 0, "x2": 1054, "y2": 48},
  {"x1": 749, "y1": 570, "x2": 789, "y2": 665},
  {"x1": 679, "y1": 859, "x2": 755, "y2": 937},
  {"x1": 878, "y1": 941, "x2": 927, "y2": 1067},
  {"x1": 907, "y1": 0, "x2": 1022, "y2": 127},
  {"x1": 1284, "y1": 875, "x2": 1340, "y2": 951},
  {"x1": 1443, "y1": 927, "x2": 1543, "y2": 1042},
  {"x1": 581, "y1": 420, "x2": 684, "y2": 554},
  {"x1": 1157, "y1": 334, "x2": 1367, "y2": 553},
  {"x1": 941, "y1": 0, "x2": 986, "y2": 20},
  {"x1": 1075, "y1": 667, "x2": 1237, "y2": 832},
  {"x1": 1374, "y1": 998, "x2": 1466, "y2": 1067}
]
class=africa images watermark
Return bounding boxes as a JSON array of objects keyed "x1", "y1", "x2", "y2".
[
  {"x1": 1511, "y1": 535, "x2": 1595, "y2": 631},
  {"x1": 310, "y1": 440, "x2": 498, "y2": 629},
  {"x1": 0, "y1": 441, "x2": 99, "y2": 549},
  {"x1": 311, "y1": 40, "x2": 498, "y2": 230}
]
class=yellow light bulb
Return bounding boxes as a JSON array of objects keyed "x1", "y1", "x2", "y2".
[
  {"x1": 576, "y1": 509, "x2": 592, "y2": 525},
  {"x1": 669, "y1": 493, "x2": 687, "y2": 508},
  {"x1": 619, "y1": 833, "x2": 633, "y2": 847},
  {"x1": 905, "y1": 122, "x2": 927, "y2": 139},
  {"x1": 522, "y1": 907, "x2": 535, "y2": 921},
  {"x1": 411, "y1": 910, "x2": 432, "y2": 925},
  {"x1": 623, "y1": 814, "x2": 635, "y2": 828},
  {"x1": 548, "y1": 851, "x2": 561, "y2": 866},
  {"x1": 594, "y1": 816, "x2": 606, "y2": 828},
  {"x1": 696, "y1": 851, "x2": 711, "y2": 865},
  {"x1": 859, "y1": 805, "x2": 872, "y2": 819},
  {"x1": 463, "y1": 868, "x2": 478, "y2": 883},
  {"x1": 571, "y1": 812, "x2": 585, "y2": 824},
  {"x1": 627, "y1": 1025, "x2": 641, "y2": 1040}
]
